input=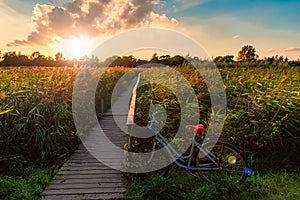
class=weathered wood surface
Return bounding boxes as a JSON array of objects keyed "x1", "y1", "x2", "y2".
[
  {"x1": 42, "y1": 121, "x2": 128, "y2": 199},
  {"x1": 42, "y1": 75, "x2": 140, "y2": 200}
]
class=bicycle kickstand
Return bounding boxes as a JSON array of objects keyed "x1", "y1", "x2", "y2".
[{"x1": 185, "y1": 169, "x2": 199, "y2": 182}]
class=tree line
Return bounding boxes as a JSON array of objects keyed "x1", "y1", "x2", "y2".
[
  {"x1": 213, "y1": 45, "x2": 300, "y2": 68},
  {"x1": 0, "y1": 51, "x2": 188, "y2": 67},
  {"x1": 1, "y1": 45, "x2": 299, "y2": 68},
  {"x1": 0, "y1": 51, "x2": 75, "y2": 67}
]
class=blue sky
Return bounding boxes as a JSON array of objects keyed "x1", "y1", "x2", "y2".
[
  {"x1": 178, "y1": 0, "x2": 300, "y2": 30},
  {"x1": 3, "y1": 0, "x2": 49, "y2": 14},
  {"x1": 1, "y1": 0, "x2": 300, "y2": 59}
]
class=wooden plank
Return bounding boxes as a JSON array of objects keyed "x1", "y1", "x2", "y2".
[
  {"x1": 42, "y1": 193, "x2": 124, "y2": 200},
  {"x1": 53, "y1": 173, "x2": 123, "y2": 180},
  {"x1": 68, "y1": 154, "x2": 125, "y2": 160},
  {"x1": 65, "y1": 161, "x2": 124, "y2": 166},
  {"x1": 75, "y1": 148, "x2": 126, "y2": 153},
  {"x1": 51, "y1": 178, "x2": 124, "y2": 184},
  {"x1": 60, "y1": 164, "x2": 124, "y2": 170},
  {"x1": 60, "y1": 166, "x2": 112, "y2": 171},
  {"x1": 70, "y1": 155, "x2": 126, "y2": 159},
  {"x1": 57, "y1": 169, "x2": 122, "y2": 175},
  {"x1": 80, "y1": 141, "x2": 127, "y2": 145},
  {"x1": 66, "y1": 158, "x2": 123, "y2": 163},
  {"x1": 85, "y1": 139, "x2": 127, "y2": 142},
  {"x1": 68, "y1": 155, "x2": 95, "y2": 159},
  {"x1": 45, "y1": 187, "x2": 126, "y2": 195},
  {"x1": 62, "y1": 163, "x2": 107, "y2": 168},
  {"x1": 47, "y1": 182, "x2": 125, "y2": 190},
  {"x1": 84, "y1": 134, "x2": 127, "y2": 138}
]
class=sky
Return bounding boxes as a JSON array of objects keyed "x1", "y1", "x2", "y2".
[{"x1": 1, "y1": 0, "x2": 300, "y2": 60}]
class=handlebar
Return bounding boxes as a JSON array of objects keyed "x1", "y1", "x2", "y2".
[
  {"x1": 148, "y1": 111, "x2": 166, "y2": 132},
  {"x1": 150, "y1": 111, "x2": 166, "y2": 120}
]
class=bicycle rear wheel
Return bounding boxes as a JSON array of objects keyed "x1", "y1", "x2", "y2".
[{"x1": 195, "y1": 141, "x2": 247, "y2": 185}]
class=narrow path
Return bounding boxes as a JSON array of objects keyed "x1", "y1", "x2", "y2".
[{"x1": 42, "y1": 75, "x2": 139, "y2": 200}]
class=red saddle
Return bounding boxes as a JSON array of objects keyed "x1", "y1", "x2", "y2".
[{"x1": 186, "y1": 124, "x2": 205, "y2": 134}]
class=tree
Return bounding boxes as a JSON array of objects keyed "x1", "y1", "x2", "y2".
[
  {"x1": 0, "y1": 51, "x2": 3, "y2": 62},
  {"x1": 30, "y1": 51, "x2": 41, "y2": 60},
  {"x1": 223, "y1": 55, "x2": 235, "y2": 63},
  {"x1": 214, "y1": 55, "x2": 234, "y2": 63},
  {"x1": 55, "y1": 52, "x2": 64, "y2": 62},
  {"x1": 237, "y1": 45, "x2": 258, "y2": 62},
  {"x1": 150, "y1": 53, "x2": 159, "y2": 63}
]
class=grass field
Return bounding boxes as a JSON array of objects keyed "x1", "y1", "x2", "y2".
[
  {"x1": 0, "y1": 66, "x2": 130, "y2": 199},
  {"x1": 0, "y1": 65, "x2": 299, "y2": 199},
  {"x1": 128, "y1": 66, "x2": 300, "y2": 199}
]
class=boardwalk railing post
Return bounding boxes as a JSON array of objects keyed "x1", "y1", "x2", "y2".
[
  {"x1": 101, "y1": 98, "x2": 105, "y2": 114},
  {"x1": 126, "y1": 73, "x2": 141, "y2": 150}
]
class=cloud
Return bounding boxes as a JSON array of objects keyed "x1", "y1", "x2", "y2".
[
  {"x1": 267, "y1": 48, "x2": 276, "y2": 52},
  {"x1": 149, "y1": 12, "x2": 178, "y2": 28},
  {"x1": 172, "y1": 0, "x2": 209, "y2": 11},
  {"x1": 233, "y1": 35, "x2": 240, "y2": 39},
  {"x1": 7, "y1": 0, "x2": 178, "y2": 46},
  {"x1": 284, "y1": 47, "x2": 300, "y2": 52}
]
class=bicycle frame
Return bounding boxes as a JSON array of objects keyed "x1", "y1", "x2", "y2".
[
  {"x1": 148, "y1": 112, "x2": 221, "y2": 176},
  {"x1": 155, "y1": 131, "x2": 219, "y2": 170}
]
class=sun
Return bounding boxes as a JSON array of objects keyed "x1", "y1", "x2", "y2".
[{"x1": 53, "y1": 37, "x2": 95, "y2": 59}]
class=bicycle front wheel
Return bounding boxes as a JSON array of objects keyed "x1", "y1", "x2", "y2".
[
  {"x1": 146, "y1": 142, "x2": 171, "y2": 176},
  {"x1": 195, "y1": 141, "x2": 247, "y2": 185}
]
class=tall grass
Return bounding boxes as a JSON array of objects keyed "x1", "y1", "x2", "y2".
[
  {"x1": 133, "y1": 66, "x2": 300, "y2": 157},
  {"x1": 220, "y1": 68, "x2": 300, "y2": 156},
  {"x1": 0, "y1": 67, "x2": 79, "y2": 173}
]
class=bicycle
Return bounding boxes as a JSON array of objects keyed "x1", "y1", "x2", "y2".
[{"x1": 145, "y1": 111, "x2": 254, "y2": 185}]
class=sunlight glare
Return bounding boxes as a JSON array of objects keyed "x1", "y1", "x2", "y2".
[{"x1": 53, "y1": 37, "x2": 95, "y2": 59}]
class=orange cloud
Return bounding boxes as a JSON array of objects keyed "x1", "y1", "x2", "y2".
[
  {"x1": 267, "y1": 48, "x2": 276, "y2": 52},
  {"x1": 284, "y1": 47, "x2": 300, "y2": 52},
  {"x1": 7, "y1": 0, "x2": 178, "y2": 46},
  {"x1": 149, "y1": 12, "x2": 178, "y2": 28}
]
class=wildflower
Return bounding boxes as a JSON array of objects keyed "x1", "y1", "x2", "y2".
[{"x1": 0, "y1": 92, "x2": 6, "y2": 99}]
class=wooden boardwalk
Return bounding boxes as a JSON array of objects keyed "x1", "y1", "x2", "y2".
[{"x1": 42, "y1": 75, "x2": 139, "y2": 200}]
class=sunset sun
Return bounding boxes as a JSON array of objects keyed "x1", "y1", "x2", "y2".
[{"x1": 53, "y1": 37, "x2": 95, "y2": 59}]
